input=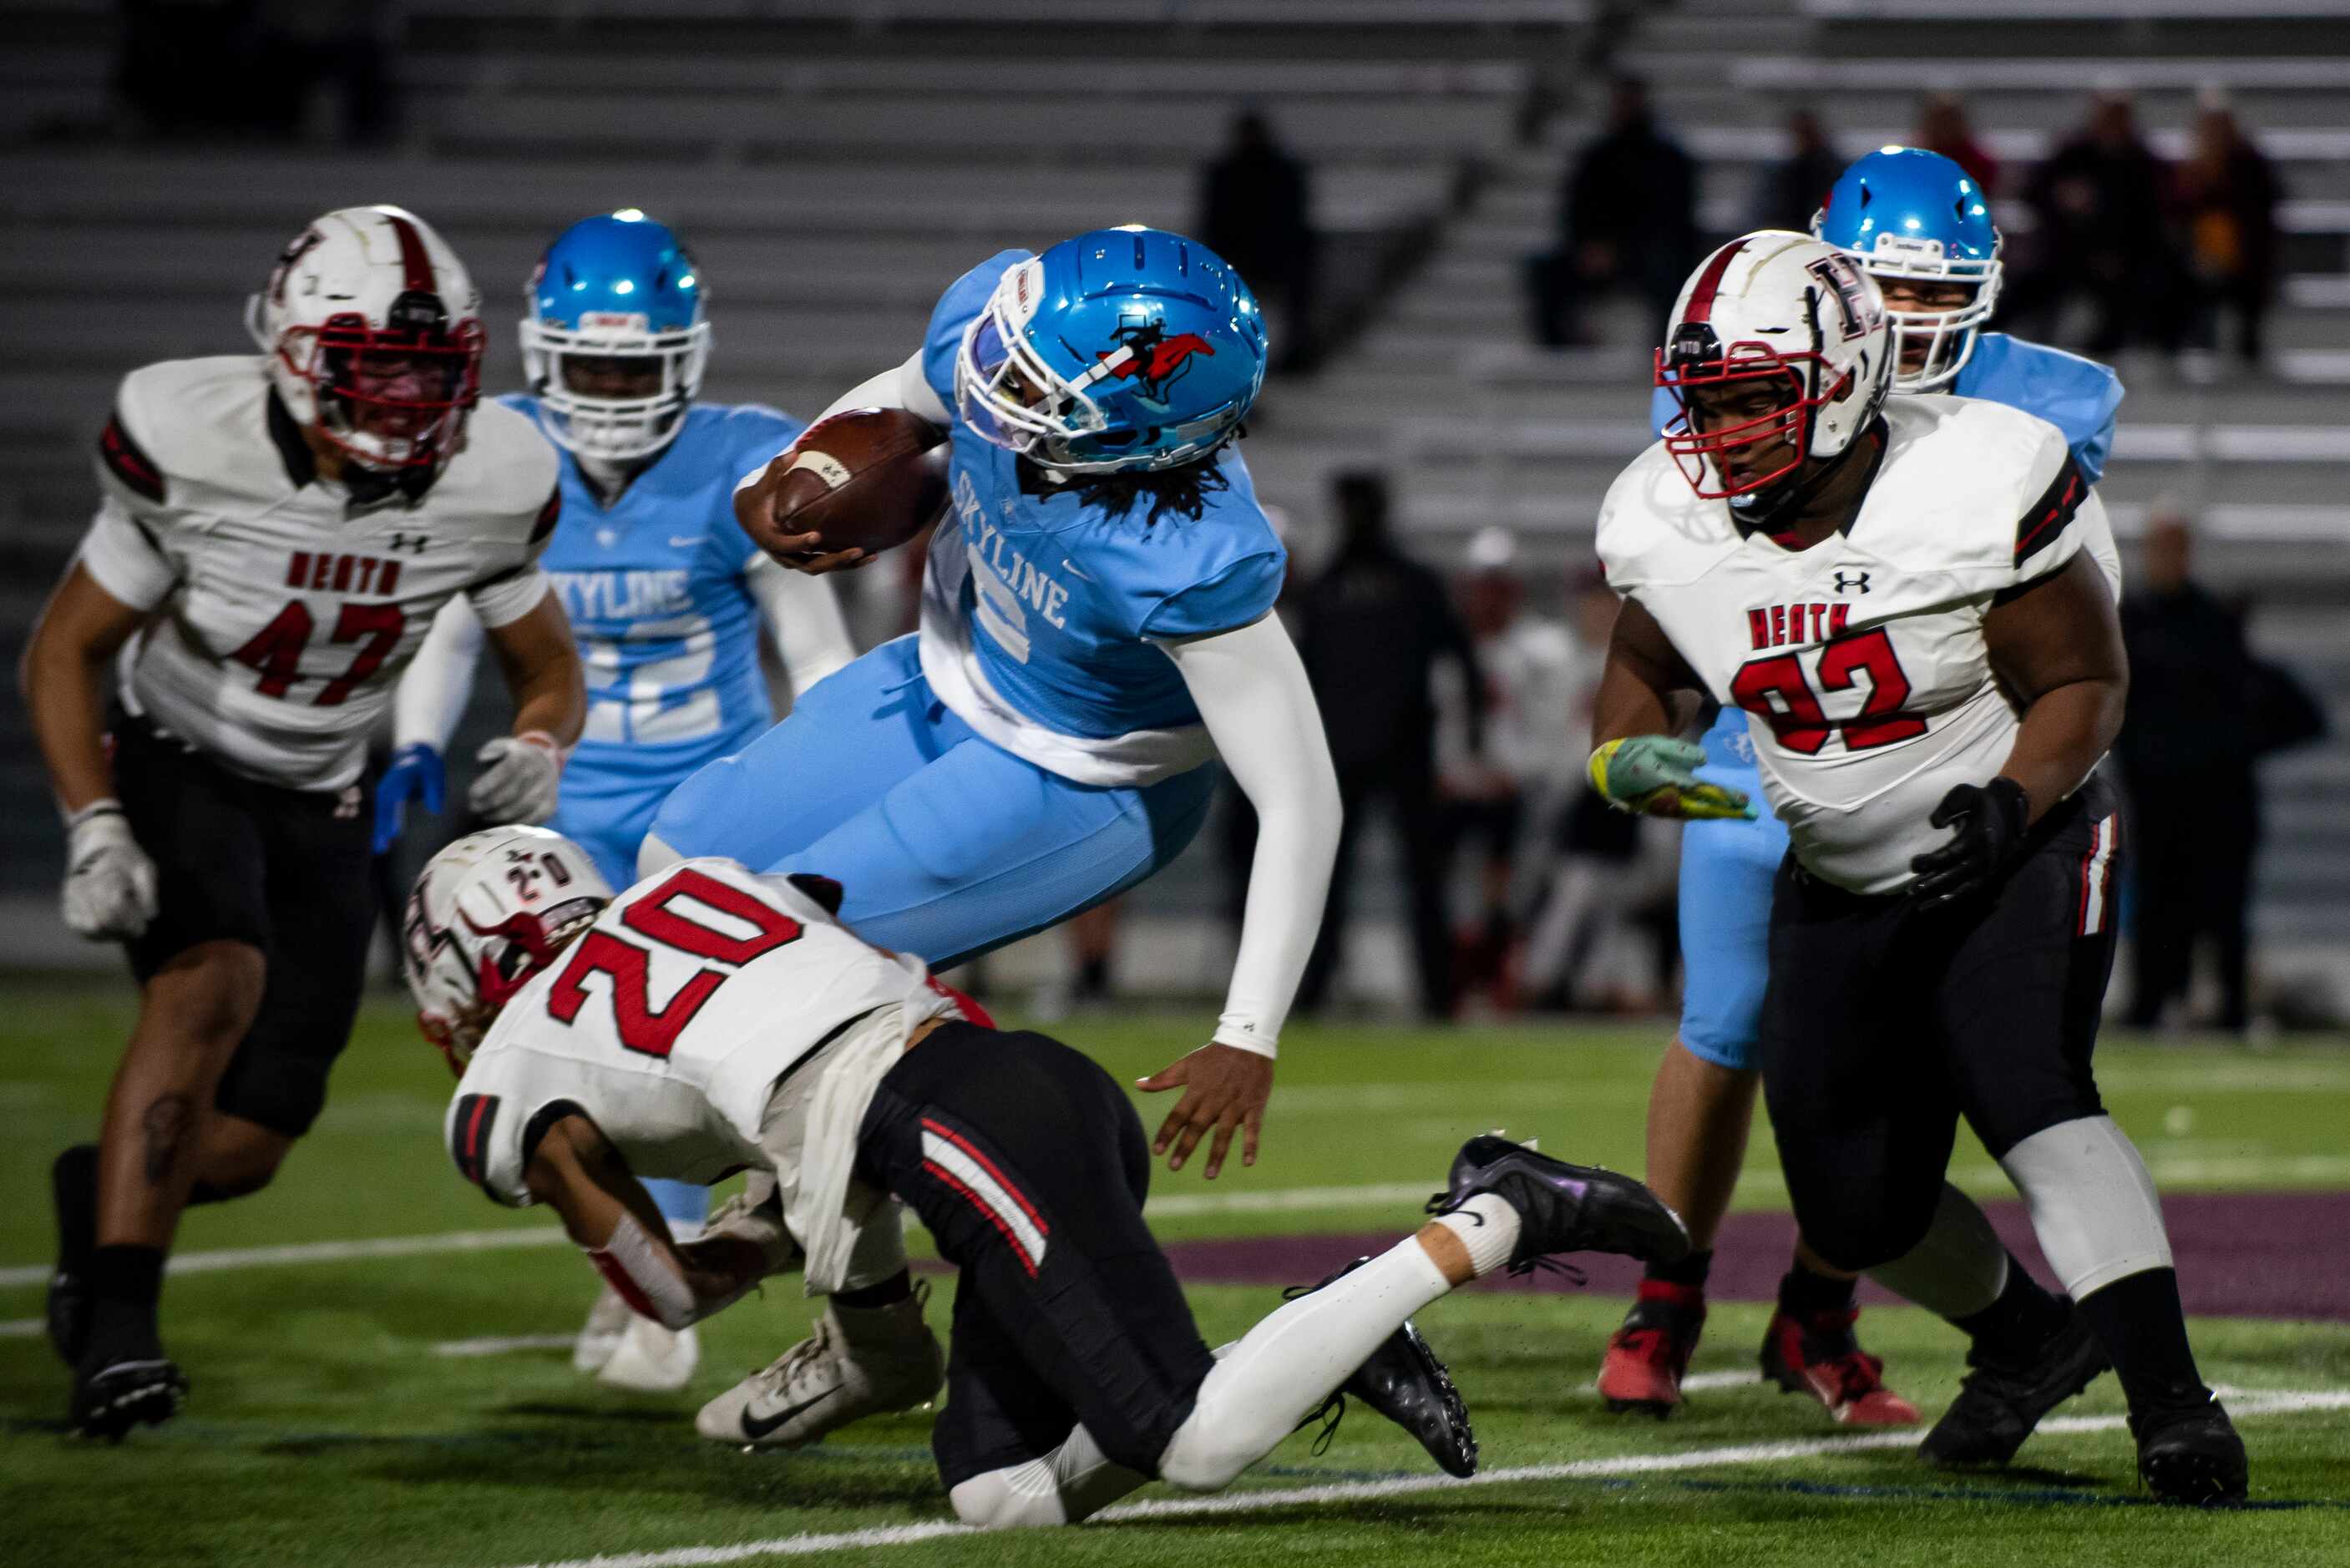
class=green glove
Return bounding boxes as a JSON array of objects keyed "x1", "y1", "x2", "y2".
[{"x1": 1588, "y1": 736, "x2": 1758, "y2": 821}]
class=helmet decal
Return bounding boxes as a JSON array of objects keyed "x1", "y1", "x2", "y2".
[
  {"x1": 1097, "y1": 317, "x2": 1216, "y2": 407},
  {"x1": 1805, "y1": 254, "x2": 1882, "y2": 341}
]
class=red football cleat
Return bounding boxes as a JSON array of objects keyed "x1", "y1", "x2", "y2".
[
  {"x1": 1598, "y1": 1280, "x2": 1705, "y2": 1418},
  {"x1": 1760, "y1": 1306, "x2": 1922, "y2": 1426}
]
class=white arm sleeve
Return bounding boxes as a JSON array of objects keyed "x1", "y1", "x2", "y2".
[
  {"x1": 393, "y1": 594, "x2": 489, "y2": 751},
  {"x1": 1163, "y1": 615, "x2": 1341, "y2": 1058},
  {"x1": 745, "y1": 554, "x2": 858, "y2": 695}
]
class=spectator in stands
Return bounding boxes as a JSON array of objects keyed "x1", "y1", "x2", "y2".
[
  {"x1": 1294, "y1": 473, "x2": 1484, "y2": 1019},
  {"x1": 1915, "y1": 92, "x2": 2000, "y2": 195},
  {"x1": 1747, "y1": 109, "x2": 1843, "y2": 233},
  {"x1": 2011, "y1": 89, "x2": 2185, "y2": 357},
  {"x1": 2117, "y1": 508, "x2": 2259, "y2": 1032},
  {"x1": 1435, "y1": 529, "x2": 1578, "y2": 1008},
  {"x1": 117, "y1": 0, "x2": 398, "y2": 144},
  {"x1": 2178, "y1": 94, "x2": 2283, "y2": 367},
  {"x1": 1527, "y1": 76, "x2": 1698, "y2": 347},
  {"x1": 1199, "y1": 110, "x2": 1318, "y2": 372}
]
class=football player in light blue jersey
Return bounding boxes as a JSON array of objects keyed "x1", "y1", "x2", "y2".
[
  {"x1": 647, "y1": 229, "x2": 1339, "y2": 1201},
  {"x1": 1599, "y1": 149, "x2": 2125, "y2": 1423},
  {"x1": 381, "y1": 212, "x2": 856, "y2": 1393}
]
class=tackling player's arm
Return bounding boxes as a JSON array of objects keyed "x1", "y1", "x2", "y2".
[
  {"x1": 1585, "y1": 595, "x2": 1753, "y2": 821},
  {"x1": 524, "y1": 1111, "x2": 775, "y2": 1328},
  {"x1": 377, "y1": 596, "x2": 486, "y2": 850}
]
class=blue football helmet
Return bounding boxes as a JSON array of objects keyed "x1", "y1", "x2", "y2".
[
  {"x1": 955, "y1": 226, "x2": 1268, "y2": 475},
  {"x1": 520, "y1": 210, "x2": 711, "y2": 462},
  {"x1": 1812, "y1": 147, "x2": 2001, "y2": 392}
]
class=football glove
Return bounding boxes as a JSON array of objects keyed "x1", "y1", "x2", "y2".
[
  {"x1": 1908, "y1": 777, "x2": 2031, "y2": 909},
  {"x1": 469, "y1": 731, "x2": 564, "y2": 824},
  {"x1": 1588, "y1": 736, "x2": 1756, "y2": 821},
  {"x1": 60, "y1": 802, "x2": 159, "y2": 940},
  {"x1": 372, "y1": 742, "x2": 446, "y2": 854}
]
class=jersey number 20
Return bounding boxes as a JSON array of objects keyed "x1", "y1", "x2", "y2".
[{"x1": 544, "y1": 868, "x2": 803, "y2": 1057}]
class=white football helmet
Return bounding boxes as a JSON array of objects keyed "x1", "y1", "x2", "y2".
[
  {"x1": 245, "y1": 205, "x2": 485, "y2": 476},
  {"x1": 1654, "y1": 230, "x2": 1892, "y2": 503},
  {"x1": 402, "y1": 826, "x2": 611, "y2": 1074}
]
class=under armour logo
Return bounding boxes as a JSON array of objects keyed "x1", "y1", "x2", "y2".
[
  {"x1": 1833, "y1": 570, "x2": 1871, "y2": 594},
  {"x1": 387, "y1": 533, "x2": 431, "y2": 554}
]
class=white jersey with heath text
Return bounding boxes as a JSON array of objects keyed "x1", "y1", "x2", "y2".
[
  {"x1": 1598, "y1": 396, "x2": 2120, "y2": 893},
  {"x1": 446, "y1": 859, "x2": 957, "y2": 1209},
  {"x1": 75, "y1": 356, "x2": 561, "y2": 792}
]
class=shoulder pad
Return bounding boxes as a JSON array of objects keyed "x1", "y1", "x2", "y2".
[{"x1": 1595, "y1": 441, "x2": 1738, "y2": 592}]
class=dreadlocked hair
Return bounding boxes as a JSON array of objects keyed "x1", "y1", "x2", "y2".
[{"x1": 1020, "y1": 450, "x2": 1230, "y2": 526}]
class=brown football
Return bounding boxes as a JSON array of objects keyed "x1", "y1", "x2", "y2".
[{"x1": 739, "y1": 407, "x2": 950, "y2": 563}]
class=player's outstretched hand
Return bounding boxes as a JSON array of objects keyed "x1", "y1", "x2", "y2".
[
  {"x1": 373, "y1": 742, "x2": 446, "y2": 853},
  {"x1": 1137, "y1": 1043, "x2": 1274, "y2": 1180},
  {"x1": 735, "y1": 460, "x2": 875, "y2": 576},
  {"x1": 1588, "y1": 736, "x2": 1756, "y2": 821},
  {"x1": 470, "y1": 731, "x2": 564, "y2": 824},
  {"x1": 60, "y1": 801, "x2": 158, "y2": 940}
]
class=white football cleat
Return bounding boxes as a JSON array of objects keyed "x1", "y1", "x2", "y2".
[
  {"x1": 574, "y1": 1283, "x2": 633, "y2": 1375},
  {"x1": 598, "y1": 1315, "x2": 701, "y2": 1393},
  {"x1": 698, "y1": 1282, "x2": 942, "y2": 1449}
]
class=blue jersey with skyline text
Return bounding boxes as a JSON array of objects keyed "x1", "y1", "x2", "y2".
[
  {"x1": 915, "y1": 251, "x2": 1284, "y2": 763},
  {"x1": 498, "y1": 395, "x2": 803, "y2": 780}
]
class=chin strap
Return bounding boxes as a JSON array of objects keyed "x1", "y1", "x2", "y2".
[{"x1": 1731, "y1": 417, "x2": 1884, "y2": 539}]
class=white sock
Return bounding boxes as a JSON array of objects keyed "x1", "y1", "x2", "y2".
[
  {"x1": 1432, "y1": 1193, "x2": 1522, "y2": 1278},
  {"x1": 946, "y1": 1428, "x2": 1148, "y2": 1530},
  {"x1": 1155, "y1": 1235, "x2": 1453, "y2": 1493}
]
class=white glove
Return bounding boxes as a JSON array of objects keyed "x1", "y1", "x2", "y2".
[
  {"x1": 468, "y1": 731, "x2": 565, "y2": 823},
  {"x1": 61, "y1": 802, "x2": 159, "y2": 941}
]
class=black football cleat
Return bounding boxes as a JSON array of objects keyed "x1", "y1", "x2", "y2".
[
  {"x1": 1289, "y1": 1258, "x2": 1477, "y2": 1478},
  {"x1": 48, "y1": 1144, "x2": 99, "y2": 1368},
  {"x1": 70, "y1": 1356, "x2": 188, "y2": 1441},
  {"x1": 1433, "y1": 1136, "x2": 1689, "y2": 1271},
  {"x1": 1921, "y1": 1302, "x2": 2109, "y2": 1467},
  {"x1": 2135, "y1": 1397, "x2": 2248, "y2": 1505}
]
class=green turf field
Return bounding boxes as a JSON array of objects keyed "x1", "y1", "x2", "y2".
[{"x1": 7, "y1": 987, "x2": 2350, "y2": 1567}]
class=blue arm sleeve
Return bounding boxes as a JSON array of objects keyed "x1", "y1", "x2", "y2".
[
  {"x1": 920, "y1": 250, "x2": 1035, "y2": 412},
  {"x1": 1141, "y1": 549, "x2": 1287, "y2": 641}
]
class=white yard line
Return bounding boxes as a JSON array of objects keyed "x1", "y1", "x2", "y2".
[
  {"x1": 0, "y1": 1227, "x2": 570, "y2": 1289},
  {"x1": 488, "y1": 1387, "x2": 2350, "y2": 1568},
  {"x1": 432, "y1": 1333, "x2": 580, "y2": 1358}
]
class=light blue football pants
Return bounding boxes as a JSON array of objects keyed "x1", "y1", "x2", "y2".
[
  {"x1": 647, "y1": 635, "x2": 1218, "y2": 970},
  {"x1": 1674, "y1": 762, "x2": 1786, "y2": 1071}
]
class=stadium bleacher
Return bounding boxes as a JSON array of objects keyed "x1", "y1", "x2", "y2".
[{"x1": 0, "y1": 0, "x2": 2342, "y2": 950}]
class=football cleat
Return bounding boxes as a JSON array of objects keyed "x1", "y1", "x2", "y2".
[
  {"x1": 1289, "y1": 1258, "x2": 1476, "y2": 1477},
  {"x1": 1597, "y1": 1279, "x2": 1706, "y2": 1418},
  {"x1": 2134, "y1": 1396, "x2": 2248, "y2": 1505},
  {"x1": 1759, "y1": 1305, "x2": 1921, "y2": 1426},
  {"x1": 1921, "y1": 1302, "x2": 2109, "y2": 1467},
  {"x1": 697, "y1": 1281, "x2": 942, "y2": 1449},
  {"x1": 596, "y1": 1315, "x2": 700, "y2": 1393},
  {"x1": 1433, "y1": 1135, "x2": 1690, "y2": 1270},
  {"x1": 573, "y1": 1282, "x2": 633, "y2": 1375},
  {"x1": 70, "y1": 1356, "x2": 188, "y2": 1441},
  {"x1": 48, "y1": 1144, "x2": 98, "y2": 1368}
]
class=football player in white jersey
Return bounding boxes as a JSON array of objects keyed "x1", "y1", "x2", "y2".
[
  {"x1": 403, "y1": 826, "x2": 1691, "y2": 1517},
  {"x1": 21, "y1": 205, "x2": 586, "y2": 1439},
  {"x1": 1585, "y1": 231, "x2": 2244, "y2": 1503}
]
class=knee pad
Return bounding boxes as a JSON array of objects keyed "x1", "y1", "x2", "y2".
[
  {"x1": 948, "y1": 1460, "x2": 1069, "y2": 1530},
  {"x1": 1799, "y1": 1193, "x2": 1942, "y2": 1276},
  {"x1": 1153, "y1": 1419, "x2": 1255, "y2": 1495}
]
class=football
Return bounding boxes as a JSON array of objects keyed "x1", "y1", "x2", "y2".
[{"x1": 738, "y1": 407, "x2": 950, "y2": 563}]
